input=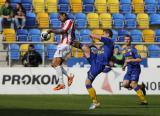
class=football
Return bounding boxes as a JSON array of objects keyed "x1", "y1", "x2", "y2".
[{"x1": 41, "y1": 32, "x2": 51, "y2": 41}]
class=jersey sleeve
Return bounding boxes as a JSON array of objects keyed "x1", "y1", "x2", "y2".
[
  {"x1": 132, "y1": 48, "x2": 141, "y2": 59},
  {"x1": 62, "y1": 20, "x2": 73, "y2": 32},
  {"x1": 100, "y1": 37, "x2": 112, "y2": 44}
]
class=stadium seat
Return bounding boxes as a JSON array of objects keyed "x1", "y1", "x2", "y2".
[
  {"x1": 107, "y1": 0, "x2": 119, "y2": 13},
  {"x1": 132, "y1": 0, "x2": 144, "y2": 13},
  {"x1": 75, "y1": 29, "x2": 80, "y2": 41},
  {"x1": 3, "y1": 29, "x2": 16, "y2": 42},
  {"x1": 99, "y1": 13, "x2": 112, "y2": 29},
  {"x1": 50, "y1": 13, "x2": 61, "y2": 29},
  {"x1": 33, "y1": 0, "x2": 45, "y2": 13},
  {"x1": 95, "y1": 0, "x2": 107, "y2": 13},
  {"x1": 137, "y1": 13, "x2": 149, "y2": 29},
  {"x1": 37, "y1": 13, "x2": 49, "y2": 28},
  {"x1": 28, "y1": 29, "x2": 41, "y2": 42},
  {"x1": 155, "y1": 29, "x2": 160, "y2": 42},
  {"x1": 46, "y1": 44, "x2": 57, "y2": 60},
  {"x1": 147, "y1": 45, "x2": 160, "y2": 58},
  {"x1": 158, "y1": 0, "x2": 160, "y2": 13},
  {"x1": 20, "y1": 44, "x2": 29, "y2": 56},
  {"x1": 58, "y1": 0, "x2": 70, "y2": 12},
  {"x1": 124, "y1": 14, "x2": 137, "y2": 29},
  {"x1": 144, "y1": 0, "x2": 157, "y2": 14},
  {"x1": 87, "y1": 13, "x2": 99, "y2": 28},
  {"x1": 26, "y1": 12, "x2": 37, "y2": 28},
  {"x1": 54, "y1": 34, "x2": 61, "y2": 43},
  {"x1": 135, "y1": 45, "x2": 148, "y2": 58},
  {"x1": 10, "y1": 0, "x2": 21, "y2": 9},
  {"x1": 21, "y1": 0, "x2": 32, "y2": 11},
  {"x1": 79, "y1": 29, "x2": 92, "y2": 43},
  {"x1": 118, "y1": 29, "x2": 129, "y2": 42},
  {"x1": 120, "y1": 0, "x2": 132, "y2": 14},
  {"x1": 72, "y1": 47, "x2": 83, "y2": 58},
  {"x1": 112, "y1": 29, "x2": 118, "y2": 42},
  {"x1": 9, "y1": 44, "x2": 20, "y2": 60},
  {"x1": 91, "y1": 29, "x2": 104, "y2": 43},
  {"x1": 75, "y1": 13, "x2": 87, "y2": 29},
  {"x1": 70, "y1": 0, "x2": 82, "y2": 13},
  {"x1": 83, "y1": 0, "x2": 95, "y2": 13},
  {"x1": 0, "y1": 0, "x2": 5, "y2": 7},
  {"x1": 112, "y1": 13, "x2": 124, "y2": 29},
  {"x1": 142, "y1": 29, "x2": 155, "y2": 42},
  {"x1": 16, "y1": 29, "x2": 28, "y2": 42},
  {"x1": 46, "y1": 0, "x2": 57, "y2": 13},
  {"x1": 34, "y1": 44, "x2": 44, "y2": 56},
  {"x1": 67, "y1": 13, "x2": 75, "y2": 20},
  {"x1": 150, "y1": 14, "x2": 160, "y2": 25},
  {"x1": 130, "y1": 29, "x2": 142, "y2": 42}
]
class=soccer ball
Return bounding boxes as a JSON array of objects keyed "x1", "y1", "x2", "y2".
[{"x1": 41, "y1": 32, "x2": 51, "y2": 41}]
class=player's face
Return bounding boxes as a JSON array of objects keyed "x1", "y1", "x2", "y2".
[
  {"x1": 103, "y1": 31, "x2": 109, "y2": 38},
  {"x1": 58, "y1": 14, "x2": 66, "y2": 22},
  {"x1": 124, "y1": 37, "x2": 131, "y2": 46},
  {"x1": 114, "y1": 48, "x2": 119, "y2": 55}
]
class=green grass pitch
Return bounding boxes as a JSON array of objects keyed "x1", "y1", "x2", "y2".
[{"x1": 0, "y1": 95, "x2": 159, "y2": 116}]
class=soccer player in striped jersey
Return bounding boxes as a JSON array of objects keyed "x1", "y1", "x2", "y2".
[{"x1": 47, "y1": 12, "x2": 75, "y2": 91}]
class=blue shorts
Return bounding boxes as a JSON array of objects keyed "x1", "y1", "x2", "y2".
[
  {"x1": 123, "y1": 69, "x2": 141, "y2": 82},
  {"x1": 87, "y1": 53, "x2": 111, "y2": 82}
]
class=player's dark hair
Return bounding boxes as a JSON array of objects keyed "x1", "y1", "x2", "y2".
[
  {"x1": 104, "y1": 29, "x2": 113, "y2": 38},
  {"x1": 125, "y1": 34, "x2": 132, "y2": 41},
  {"x1": 59, "y1": 12, "x2": 68, "y2": 20},
  {"x1": 29, "y1": 44, "x2": 34, "y2": 49}
]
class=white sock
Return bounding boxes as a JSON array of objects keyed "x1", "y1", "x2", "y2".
[
  {"x1": 61, "y1": 66, "x2": 69, "y2": 78},
  {"x1": 55, "y1": 66, "x2": 64, "y2": 85}
]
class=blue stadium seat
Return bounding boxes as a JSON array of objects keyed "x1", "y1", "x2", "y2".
[
  {"x1": 120, "y1": 0, "x2": 132, "y2": 14},
  {"x1": 145, "y1": 0, "x2": 157, "y2": 14},
  {"x1": 158, "y1": 0, "x2": 160, "y2": 13},
  {"x1": 124, "y1": 14, "x2": 137, "y2": 29},
  {"x1": 75, "y1": 29, "x2": 80, "y2": 41},
  {"x1": 28, "y1": 29, "x2": 41, "y2": 42},
  {"x1": 112, "y1": 14, "x2": 124, "y2": 29},
  {"x1": 26, "y1": 12, "x2": 36, "y2": 28},
  {"x1": 67, "y1": 57, "x2": 89, "y2": 67},
  {"x1": 58, "y1": 0, "x2": 70, "y2": 12},
  {"x1": 147, "y1": 45, "x2": 160, "y2": 58},
  {"x1": 150, "y1": 14, "x2": 160, "y2": 25},
  {"x1": 10, "y1": 0, "x2": 21, "y2": 9},
  {"x1": 54, "y1": 34, "x2": 61, "y2": 43},
  {"x1": 16, "y1": 29, "x2": 28, "y2": 42},
  {"x1": 21, "y1": 0, "x2": 32, "y2": 11},
  {"x1": 34, "y1": 44, "x2": 44, "y2": 56},
  {"x1": 79, "y1": 29, "x2": 92, "y2": 43},
  {"x1": 118, "y1": 29, "x2": 129, "y2": 42},
  {"x1": 50, "y1": 13, "x2": 61, "y2": 29},
  {"x1": 83, "y1": 0, "x2": 95, "y2": 13},
  {"x1": 155, "y1": 29, "x2": 160, "y2": 42},
  {"x1": 112, "y1": 29, "x2": 118, "y2": 42},
  {"x1": 75, "y1": 13, "x2": 87, "y2": 29},
  {"x1": 130, "y1": 29, "x2": 142, "y2": 42},
  {"x1": 67, "y1": 13, "x2": 75, "y2": 20},
  {"x1": 9, "y1": 44, "x2": 20, "y2": 60},
  {"x1": 46, "y1": 44, "x2": 57, "y2": 60}
]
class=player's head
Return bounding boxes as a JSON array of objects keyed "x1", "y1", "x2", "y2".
[
  {"x1": 4, "y1": 0, "x2": 10, "y2": 7},
  {"x1": 124, "y1": 35, "x2": 132, "y2": 46},
  {"x1": 103, "y1": 29, "x2": 113, "y2": 39},
  {"x1": 28, "y1": 44, "x2": 35, "y2": 52},
  {"x1": 58, "y1": 12, "x2": 68, "y2": 22}
]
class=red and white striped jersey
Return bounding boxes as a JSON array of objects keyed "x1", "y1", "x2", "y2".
[{"x1": 60, "y1": 19, "x2": 75, "y2": 45}]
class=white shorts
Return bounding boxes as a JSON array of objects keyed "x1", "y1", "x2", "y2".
[{"x1": 54, "y1": 44, "x2": 71, "y2": 59}]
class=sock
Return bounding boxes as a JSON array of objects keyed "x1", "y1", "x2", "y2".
[
  {"x1": 61, "y1": 66, "x2": 69, "y2": 78},
  {"x1": 134, "y1": 85, "x2": 147, "y2": 102},
  {"x1": 86, "y1": 84, "x2": 98, "y2": 103},
  {"x1": 55, "y1": 66, "x2": 64, "y2": 85}
]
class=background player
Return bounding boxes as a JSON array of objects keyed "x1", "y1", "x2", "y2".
[
  {"x1": 122, "y1": 35, "x2": 148, "y2": 105},
  {"x1": 47, "y1": 12, "x2": 75, "y2": 91}
]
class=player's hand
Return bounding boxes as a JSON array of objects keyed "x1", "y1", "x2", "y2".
[
  {"x1": 122, "y1": 65, "x2": 126, "y2": 71},
  {"x1": 89, "y1": 34, "x2": 94, "y2": 38},
  {"x1": 125, "y1": 59, "x2": 132, "y2": 63}
]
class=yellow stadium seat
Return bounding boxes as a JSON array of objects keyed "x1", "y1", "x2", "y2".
[
  {"x1": 72, "y1": 47, "x2": 83, "y2": 58},
  {"x1": 37, "y1": 13, "x2": 49, "y2": 28},
  {"x1": 0, "y1": 0, "x2": 5, "y2": 7},
  {"x1": 137, "y1": 13, "x2": 149, "y2": 29},
  {"x1": 142, "y1": 29, "x2": 155, "y2": 42},
  {"x1": 135, "y1": 45, "x2": 148, "y2": 58},
  {"x1": 70, "y1": 0, "x2": 82, "y2": 13},
  {"x1": 107, "y1": 0, "x2": 119, "y2": 13},
  {"x1": 132, "y1": 0, "x2": 144, "y2": 13},
  {"x1": 46, "y1": 0, "x2": 57, "y2": 13},
  {"x1": 3, "y1": 29, "x2": 16, "y2": 42},
  {"x1": 99, "y1": 13, "x2": 112, "y2": 29},
  {"x1": 33, "y1": 0, "x2": 45, "y2": 13},
  {"x1": 41, "y1": 29, "x2": 54, "y2": 42},
  {"x1": 20, "y1": 44, "x2": 29, "y2": 56},
  {"x1": 91, "y1": 29, "x2": 104, "y2": 43},
  {"x1": 95, "y1": 0, "x2": 107, "y2": 13},
  {"x1": 87, "y1": 13, "x2": 99, "y2": 28}
]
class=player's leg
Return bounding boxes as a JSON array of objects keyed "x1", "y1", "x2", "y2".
[{"x1": 122, "y1": 72, "x2": 131, "y2": 89}]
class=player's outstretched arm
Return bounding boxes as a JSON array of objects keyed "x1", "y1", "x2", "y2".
[
  {"x1": 90, "y1": 34, "x2": 101, "y2": 40},
  {"x1": 47, "y1": 29, "x2": 66, "y2": 34}
]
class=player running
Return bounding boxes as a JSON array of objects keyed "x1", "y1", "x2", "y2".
[
  {"x1": 73, "y1": 29, "x2": 114, "y2": 109},
  {"x1": 122, "y1": 35, "x2": 148, "y2": 105},
  {"x1": 47, "y1": 12, "x2": 75, "y2": 91}
]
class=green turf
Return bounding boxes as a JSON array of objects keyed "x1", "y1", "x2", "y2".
[{"x1": 0, "y1": 95, "x2": 159, "y2": 116}]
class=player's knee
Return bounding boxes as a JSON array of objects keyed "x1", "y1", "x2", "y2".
[
  {"x1": 122, "y1": 82, "x2": 130, "y2": 88},
  {"x1": 130, "y1": 82, "x2": 137, "y2": 89},
  {"x1": 85, "y1": 78, "x2": 92, "y2": 89}
]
